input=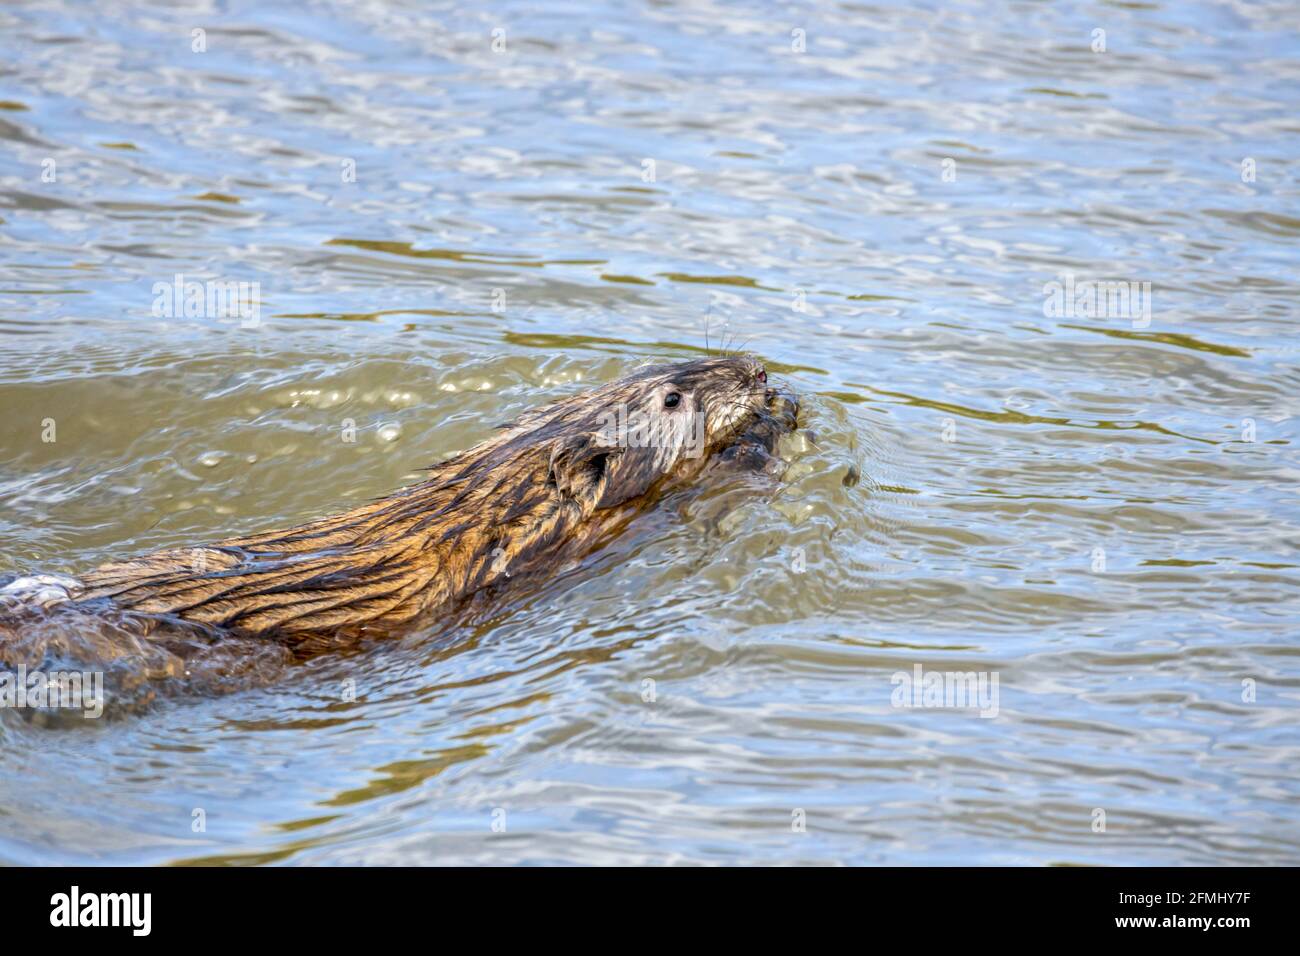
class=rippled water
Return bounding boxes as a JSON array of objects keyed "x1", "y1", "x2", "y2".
[{"x1": 2, "y1": 0, "x2": 1298, "y2": 865}]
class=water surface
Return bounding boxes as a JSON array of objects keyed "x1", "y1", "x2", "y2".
[{"x1": 1, "y1": 0, "x2": 1298, "y2": 865}]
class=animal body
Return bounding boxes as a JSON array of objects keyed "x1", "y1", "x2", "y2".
[{"x1": 0, "y1": 357, "x2": 797, "y2": 698}]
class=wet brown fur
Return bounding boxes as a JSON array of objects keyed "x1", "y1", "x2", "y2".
[{"x1": 59, "y1": 357, "x2": 780, "y2": 643}]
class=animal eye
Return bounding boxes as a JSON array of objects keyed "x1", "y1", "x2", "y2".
[{"x1": 664, "y1": 392, "x2": 682, "y2": 409}]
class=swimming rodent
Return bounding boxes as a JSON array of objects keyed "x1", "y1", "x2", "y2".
[{"x1": 0, "y1": 356, "x2": 797, "y2": 686}]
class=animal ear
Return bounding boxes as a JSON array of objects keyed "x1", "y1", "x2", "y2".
[{"x1": 549, "y1": 433, "x2": 621, "y2": 501}]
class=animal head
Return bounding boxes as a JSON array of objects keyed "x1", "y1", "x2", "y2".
[{"x1": 540, "y1": 356, "x2": 773, "y2": 508}]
